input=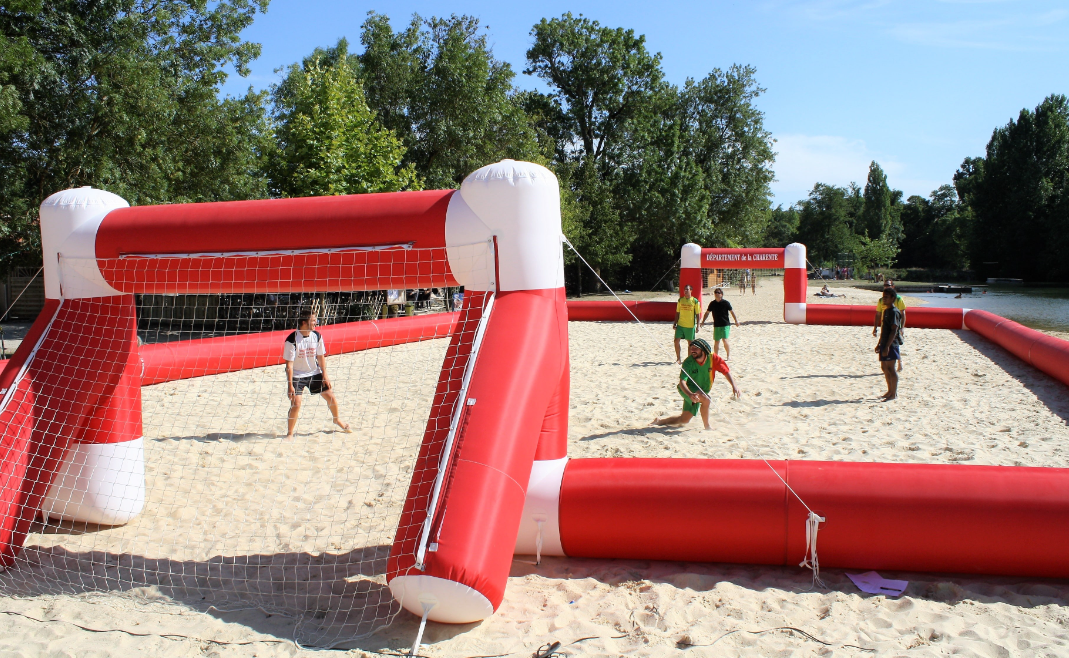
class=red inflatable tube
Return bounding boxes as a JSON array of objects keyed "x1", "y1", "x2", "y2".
[
  {"x1": 805, "y1": 304, "x2": 966, "y2": 329},
  {"x1": 783, "y1": 268, "x2": 807, "y2": 305},
  {"x1": 140, "y1": 312, "x2": 458, "y2": 386},
  {"x1": 97, "y1": 190, "x2": 455, "y2": 257},
  {"x1": 965, "y1": 309, "x2": 1069, "y2": 387},
  {"x1": 389, "y1": 288, "x2": 569, "y2": 610},
  {"x1": 95, "y1": 190, "x2": 458, "y2": 295},
  {"x1": 558, "y1": 458, "x2": 1069, "y2": 579},
  {"x1": 785, "y1": 461, "x2": 1069, "y2": 578},
  {"x1": 559, "y1": 459, "x2": 789, "y2": 565},
  {"x1": 566, "y1": 300, "x2": 676, "y2": 322}
]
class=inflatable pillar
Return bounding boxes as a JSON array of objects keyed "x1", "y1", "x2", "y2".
[
  {"x1": 679, "y1": 243, "x2": 703, "y2": 304},
  {"x1": 783, "y1": 243, "x2": 807, "y2": 324},
  {"x1": 0, "y1": 188, "x2": 145, "y2": 566},
  {"x1": 388, "y1": 161, "x2": 568, "y2": 623}
]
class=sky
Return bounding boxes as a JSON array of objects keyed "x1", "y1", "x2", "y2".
[{"x1": 219, "y1": 0, "x2": 1069, "y2": 206}]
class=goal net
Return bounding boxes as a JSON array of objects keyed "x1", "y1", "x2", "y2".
[
  {"x1": 0, "y1": 246, "x2": 490, "y2": 648},
  {"x1": 700, "y1": 267, "x2": 784, "y2": 294}
]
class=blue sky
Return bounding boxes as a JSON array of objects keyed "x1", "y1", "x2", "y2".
[{"x1": 220, "y1": 0, "x2": 1068, "y2": 206}]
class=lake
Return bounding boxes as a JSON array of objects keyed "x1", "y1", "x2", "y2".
[{"x1": 911, "y1": 286, "x2": 1069, "y2": 334}]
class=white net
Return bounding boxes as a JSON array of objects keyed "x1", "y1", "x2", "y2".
[
  {"x1": 700, "y1": 267, "x2": 784, "y2": 296},
  {"x1": 0, "y1": 246, "x2": 489, "y2": 647}
]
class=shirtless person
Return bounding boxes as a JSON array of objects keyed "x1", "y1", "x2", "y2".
[
  {"x1": 284, "y1": 310, "x2": 351, "y2": 437},
  {"x1": 653, "y1": 338, "x2": 741, "y2": 429}
]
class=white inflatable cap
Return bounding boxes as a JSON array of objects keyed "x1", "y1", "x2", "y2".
[
  {"x1": 785, "y1": 243, "x2": 807, "y2": 270},
  {"x1": 447, "y1": 160, "x2": 565, "y2": 292},
  {"x1": 40, "y1": 186, "x2": 129, "y2": 299},
  {"x1": 680, "y1": 243, "x2": 702, "y2": 269}
]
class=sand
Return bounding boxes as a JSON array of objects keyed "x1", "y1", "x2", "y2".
[{"x1": 2, "y1": 280, "x2": 1068, "y2": 657}]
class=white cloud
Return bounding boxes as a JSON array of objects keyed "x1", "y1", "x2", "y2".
[{"x1": 770, "y1": 134, "x2": 944, "y2": 205}]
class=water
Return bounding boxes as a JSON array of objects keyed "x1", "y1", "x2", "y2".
[{"x1": 911, "y1": 286, "x2": 1069, "y2": 334}]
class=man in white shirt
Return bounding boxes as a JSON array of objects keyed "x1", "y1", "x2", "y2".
[{"x1": 284, "y1": 310, "x2": 350, "y2": 437}]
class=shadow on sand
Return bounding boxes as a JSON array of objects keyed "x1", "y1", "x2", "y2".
[
  {"x1": 955, "y1": 330, "x2": 1069, "y2": 423},
  {"x1": 0, "y1": 541, "x2": 440, "y2": 651}
]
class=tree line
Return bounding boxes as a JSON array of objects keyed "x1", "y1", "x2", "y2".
[
  {"x1": 769, "y1": 95, "x2": 1069, "y2": 282},
  {"x1": 3, "y1": 2, "x2": 1065, "y2": 287},
  {"x1": 0, "y1": 3, "x2": 775, "y2": 291}
]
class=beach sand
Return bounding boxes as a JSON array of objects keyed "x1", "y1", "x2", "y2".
[{"x1": 2, "y1": 280, "x2": 1068, "y2": 656}]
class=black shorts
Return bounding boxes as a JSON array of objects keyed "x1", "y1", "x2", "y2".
[
  {"x1": 879, "y1": 344, "x2": 901, "y2": 362},
  {"x1": 292, "y1": 373, "x2": 329, "y2": 395}
]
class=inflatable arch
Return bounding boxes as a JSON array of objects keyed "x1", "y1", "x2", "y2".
[{"x1": 2, "y1": 160, "x2": 1069, "y2": 630}]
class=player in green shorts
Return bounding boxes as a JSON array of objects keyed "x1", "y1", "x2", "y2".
[
  {"x1": 701, "y1": 288, "x2": 740, "y2": 360},
  {"x1": 653, "y1": 338, "x2": 741, "y2": 429},
  {"x1": 674, "y1": 284, "x2": 700, "y2": 364}
]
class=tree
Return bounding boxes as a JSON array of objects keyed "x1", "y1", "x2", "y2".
[
  {"x1": 679, "y1": 66, "x2": 775, "y2": 247},
  {"x1": 860, "y1": 160, "x2": 892, "y2": 240},
  {"x1": 961, "y1": 94, "x2": 1069, "y2": 281},
  {"x1": 269, "y1": 47, "x2": 419, "y2": 197},
  {"x1": 0, "y1": 0, "x2": 271, "y2": 270},
  {"x1": 898, "y1": 185, "x2": 971, "y2": 271},
  {"x1": 526, "y1": 15, "x2": 776, "y2": 288},
  {"x1": 795, "y1": 183, "x2": 863, "y2": 264},
  {"x1": 526, "y1": 13, "x2": 664, "y2": 165},
  {"x1": 764, "y1": 205, "x2": 799, "y2": 247},
  {"x1": 853, "y1": 235, "x2": 899, "y2": 272},
  {"x1": 358, "y1": 13, "x2": 545, "y2": 190}
]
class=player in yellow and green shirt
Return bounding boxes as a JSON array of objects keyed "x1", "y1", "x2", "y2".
[{"x1": 674, "y1": 284, "x2": 700, "y2": 364}]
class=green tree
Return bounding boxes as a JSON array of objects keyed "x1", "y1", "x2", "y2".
[
  {"x1": 898, "y1": 185, "x2": 971, "y2": 271},
  {"x1": 961, "y1": 94, "x2": 1069, "y2": 281},
  {"x1": 527, "y1": 14, "x2": 775, "y2": 288},
  {"x1": 861, "y1": 160, "x2": 892, "y2": 240},
  {"x1": 853, "y1": 235, "x2": 899, "y2": 272},
  {"x1": 526, "y1": 12, "x2": 665, "y2": 165},
  {"x1": 764, "y1": 205, "x2": 800, "y2": 247},
  {"x1": 0, "y1": 0, "x2": 271, "y2": 270},
  {"x1": 679, "y1": 66, "x2": 775, "y2": 247},
  {"x1": 795, "y1": 183, "x2": 862, "y2": 264},
  {"x1": 358, "y1": 13, "x2": 545, "y2": 189},
  {"x1": 269, "y1": 49, "x2": 419, "y2": 197}
]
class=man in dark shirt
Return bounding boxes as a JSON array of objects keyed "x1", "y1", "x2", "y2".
[
  {"x1": 700, "y1": 288, "x2": 740, "y2": 360},
  {"x1": 876, "y1": 287, "x2": 902, "y2": 401}
]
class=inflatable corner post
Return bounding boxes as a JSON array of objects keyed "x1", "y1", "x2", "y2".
[
  {"x1": 387, "y1": 161, "x2": 568, "y2": 623},
  {"x1": 0, "y1": 187, "x2": 145, "y2": 568},
  {"x1": 679, "y1": 243, "x2": 702, "y2": 305},
  {"x1": 783, "y1": 243, "x2": 807, "y2": 324}
]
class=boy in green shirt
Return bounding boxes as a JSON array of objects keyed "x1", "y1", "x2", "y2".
[
  {"x1": 674, "y1": 284, "x2": 700, "y2": 364},
  {"x1": 653, "y1": 338, "x2": 741, "y2": 429}
]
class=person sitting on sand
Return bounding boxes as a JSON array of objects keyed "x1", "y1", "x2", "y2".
[
  {"x1": 673, "y1": 284, "x2": 700, "y2": 364},
  {"x1": 873, "y1": 286, "x2": 907, "y2": 372},
  {"x1": 700, "y1": 288, "x2": 739, "y2": 360},
  {"x1": 653, "y1": 338, "x2": 741, "y2": 429},
  {"x1": 819, "y1": 284, "x2": 833, "y2": 297},
  {"x1": 875, "y1": 288, "x2": 903, "y2": 401},
  {"x1": 284, "y1": 309, "x2": 351, "y2": 437}
]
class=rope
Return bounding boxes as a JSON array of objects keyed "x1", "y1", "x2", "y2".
[
  {"x1": 648, "y1": 259, "x2": 680, "y2": 292},
  {"x1": 563, "y1": 240, "x2": 822, "y2": 543},
  {"x1": 0, "y1": 265, "x2": 43, "y2": 324}
]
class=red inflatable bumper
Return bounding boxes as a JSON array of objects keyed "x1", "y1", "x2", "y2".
[
  {"x1": 558, "y1": 458, "x2": 1069, "y2": 578},
  {"x1": 566, "y1": 300, "x2": 675, "y2": 322},
  {"x1": 805, "y1": 304, "x2": 966, "y2": 329},
  {"x1": 965, "y1": 310, "x2": 1069, "y2": 387}
]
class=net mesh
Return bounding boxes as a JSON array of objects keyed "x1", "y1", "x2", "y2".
[
  {"x1": 0, "y1": 246, "x2": 489, "y2": 647},
  {"x1": 700, "y1": 267, "x2": 784, "y2": 296}
]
